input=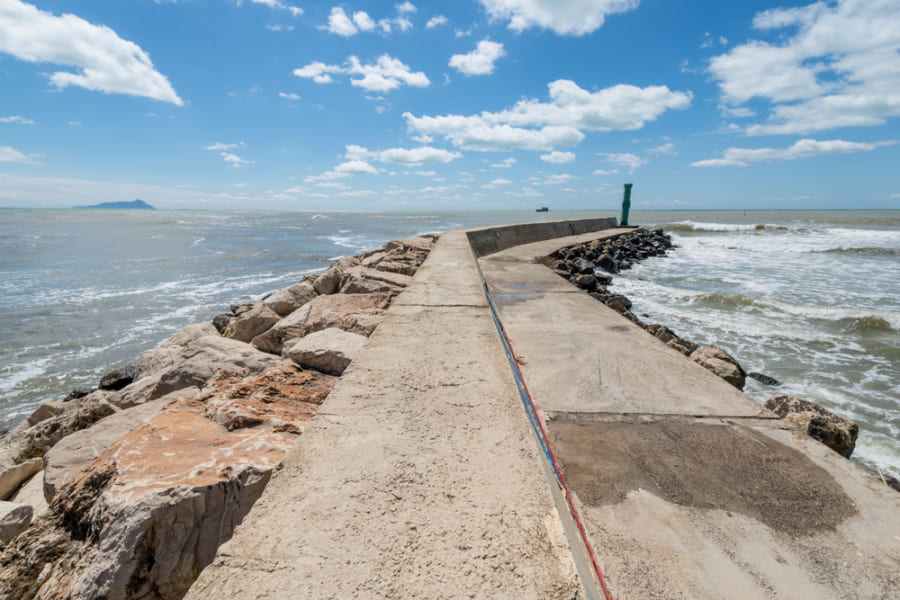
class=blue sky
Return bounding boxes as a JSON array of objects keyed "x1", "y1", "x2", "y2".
[{"x1": 1, "y1": 0, "x2": 898, "y2": 210}]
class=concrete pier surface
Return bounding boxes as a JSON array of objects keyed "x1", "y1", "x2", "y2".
[{"x1": 188, "y1": 220, "x2": 899, "y2": 599}]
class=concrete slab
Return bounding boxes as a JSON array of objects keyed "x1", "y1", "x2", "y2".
[
  {"x1": 477, "y1": 225, "x2": 900, "y2": 599},
  {"x1": 186, "y1": 230, "x2": 586, "y2": 600},
  {"x1": 479, "y1": 232, "x2": 766, "y2": 417}
]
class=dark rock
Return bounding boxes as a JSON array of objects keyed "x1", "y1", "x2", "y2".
[
  {"x1": 212, "y1": 312, "x2": 233, "y2": 334},
  {"x1": 591, "y1": 270, "x2": 612, "y2": 285},
  {"x1": 572, "y1": 257, "x2": 594, "y2": 274},
  {"x1": 230, "y1": 303, "x2": 253, "y2": 316},
  {"x1": 574, "y1": 274, "x2": 597, "y2": 291},
  {"x1": 764, "y1": 394, "x2": 858, "y2": 458},
  {"x1": 606, "y1": 295, "x2": 632, "y2": 313},
  {"x1": 99, "y1": 366, "x2": 137, "y2": 391},
  {"x1": 596, "y1": 254, "x2": 618, "y2": 273},
  {"x1": 63, "y1": 389, "x2": 94, "y2": 403},
  {"x1": 652, "y1": 326, "x2": 677, "y2": 344},
  {"x1": 748, "y1": 372, "x2": 781, "y2": 386},
  {"x1": 884, "y1": 475, "x2": 900, "y2": 493}
]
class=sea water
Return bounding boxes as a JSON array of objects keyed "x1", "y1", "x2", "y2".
[{"x1": 0, "y1": 209, "x2": 897, "y2": 480}]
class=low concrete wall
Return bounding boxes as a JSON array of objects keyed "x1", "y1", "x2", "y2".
[{"x1": 466, "y1": 217, "x2": 618, "y2": 257}]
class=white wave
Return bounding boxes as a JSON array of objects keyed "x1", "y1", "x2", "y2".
[
  {"x1": 190, "y1": 237, "x2": 205, "y2": 247},
  {"x1": 0, "y1": 357, "x2": 51, "y2": 394}
]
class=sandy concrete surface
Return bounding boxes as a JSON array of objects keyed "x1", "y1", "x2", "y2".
[
  {"x1": 185, "y1": 230, "x2": 586, "y2": 600},
  {"x1": 480, "y1": 230, "x2": 900, "y2": 599}
]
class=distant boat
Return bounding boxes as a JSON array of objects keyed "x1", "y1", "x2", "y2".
[{"x1": 535, "y1": 206, "x2": 549, "y2": 212}]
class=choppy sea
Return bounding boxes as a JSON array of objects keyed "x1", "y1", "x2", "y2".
[{"x1": 1, "y1": 209, "x2": 897, "y2": 479}]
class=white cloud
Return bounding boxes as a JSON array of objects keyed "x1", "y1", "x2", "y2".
[
  {"x1": 540, "y1": 151, "x2": 575, "y2": 163},
  {"x1": 221, "y1": 152, "x2": 254, "y2": 168},
  {"x1": 709, "y1": 0, "x2": 900, "y2": 136},
  {"x1": 647, "y1": 142, "x2": 675, "y2": 155},
  {"x1": 305, "y1": 160, "x2": 379, "y2": 182},
  {"x1": 288, "y1": 6, "x2": 303, "y2": 17},
  {"x1": 345, "y1": 144, "x2": 461, "y2": 165},
  {"x1": 0, "y1": 0, "x2": 182, "y2": 105},
  {"x1": 544, "y1": 173, "x2": 575, "y2": 185},
  {"x1": 202, "y1": 142, "x2": 244, "y2": 151},
  {"x1": 598, "y1": 152, "x2": 646, "y2": 172},
  {"x1": 415, "y1": 170, "x2": 437, "y2": 176},
  {"x1": 719, "y1": 105, "x2": 756, "y2": 118},
  {"x1": 353, "y1": 11, "x2": 376, "y2": 31},
  {"x1": 266, "y1": 24, "x2": 294, "y2": 31},
  {"x1": 691, "y1": 138, "x2": 896, "y2": 167},
  {"x1": 449, "y1": 40, "x2": 505, "y2": 76},
  {"x1": 482, "y1": 177, "x2": 512, "y2": 188},
  {"x1": 592, "y1": 168, "x2": 619, "y2": 175},
  {"x1": 491, "y1": 157, "x2": 517, "y2": 168},
  {"x1": 396, "y1": 2, "x2": 416, "y2": 14},
  {"x1": 478, "y1": 0, "x2": 640, "y2": 36},
  {"x1": 279, "y1": 92, "x2": 300, "y2": 100},
  {"x1": 411, "y1": 134, "x2": 434, "y2": 144},
  {"x1": 404, "y1": 79, "x2": 689, "y2": 152},
  {"x1": 294, "y1": 55, "x2": 429, "y2": 92},
  {"x1": 426, "y1": 15, "x2": 447, "y2": 29},
  {"x1": 0, "y1": 115, "x2": 34, "y2": 124},
  {"x1": 0, "y1": 145, "x2": 35, "y2": 163},
  {"x1": 322, "y1": 7, "x2": 359, "y2": 36}
]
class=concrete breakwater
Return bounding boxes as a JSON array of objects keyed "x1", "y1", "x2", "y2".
[
  {"x1": 0, "y1": 218, "x2": 897, "y2": 599},
  {"x1": 0, "y1": 234, "x2": 438, "y2": 599}
]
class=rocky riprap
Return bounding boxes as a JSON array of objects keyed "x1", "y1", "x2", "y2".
[
  {"x1": 0, "y1": 234, "x2": 438, "y2": 600},
  {"x1": 546, "y1": 228, "x2": 866, "y2": 462}
]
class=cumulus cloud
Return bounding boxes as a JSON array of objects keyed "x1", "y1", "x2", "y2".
[
  {"x1": 403, "y1": 79, "x2": 689, "y2": 152},
  {"x1": 322, "y1": 7, "x2": 358, "y2": 36},
  {"x1": 709, "y1": 0, "x2": 900, "y2": 136},
  {"x1": 449, "y1": 40, "x2": 505, "y2": 76},
  {"x1": 543, "y1": 173, "x2": 575, "y2": 185},
  {"x1": 0, "y1": 0, "x2": 182, "y2": 105},
  {"x1": 279, "y1": 92, "x2": 300, "y2": 100},
  {"x1": 294, "y1": 55, "x2": 429, "y2": 92},
  {"x1": 353, "y1": 11, "x2": 376, "y2": 31},
  {"x1": 306, "y1": 160, "x2": 379, "y2": 182},
  {"x1": 491, "y1": 157, "x2": 517, "y2": 168},
  {"x1": 396, "y1": 2, "x2": 416, "y2": 14},
  {"x1": 321, "y1": 4, "x2": 415, "y2": 36},
  {"x1": 426, "y1": 15, "x2": 447, "y2": 29},
  {"x1": 221, "y1": 153, "x2": 254, "y2": 168},
  {"x1": 345, "y1": 144, "x2": 461, "y2": 165},
  {"x1": 202, "y1": 142, "x2": 244, "y2": 151},
  {"x1": 482, "y1": 178, "x2": 512, "y2": 189},
  {"x1": 0, "y1": 115, "x2": 34, "y2": 124},
  {"x1": 690, "y1": 138, "x2": 896, "y2": 167},
  {"x1": 540, "y1": 151, "x2": 575, "y2": 163},
  {"x1": 597, "y1": 152, "x2": 646, "y2": 172},
  {"x1": 478, "y1": 0, "x2": 639, "y2": 36}
]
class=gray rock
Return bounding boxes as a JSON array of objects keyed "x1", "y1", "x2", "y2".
[
  {"x1": 749, "y1": 372, "x2": 781, "y2": 386},
  {"x1": 0, "y1": 501, "x2": 33, "y2": 546},
  {"x1": 283, "y1": 328, "x2": 369, "y2": 375},
  {"x1": 26, "y1": 402, "x2": 67, "y2": 427},
  {"x1": 222, "y1": 305, "x2": 281, "y2": 343},
  {"x1": 262, "y1": 282, "x2": 317, "y2": 317},
  {"x1": 136, "y1": 323, "x2": 219, "y2": 380},
  {"x1": 764, "y1": 394, "x2": 859, "y2": 457},
  {"x1": 690, "y1": 345, "x2": 746, "y2": 390},
  {"x1": 211, "y1": 313, "x2": 233, "y2": 334},
  {"x1": 0, "y1": 457, "x2": 42, "y2": 501},
  {"x1": 10, "y1": 471, "x2": 48, "y2": 521}
]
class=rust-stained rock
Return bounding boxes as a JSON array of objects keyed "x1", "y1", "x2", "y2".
[
  {"x1": 690, "y1": 345, "x2": 746, "y2": 390},
  {"x1": 765, "y1": 394, "x2": 859, "y2": 457},
  {"x1": 0, "y1": 365, "x2": 335, "y2": 600},
  {"x1": 252, "y1": 292, "x2": 391, "y2": 355}
]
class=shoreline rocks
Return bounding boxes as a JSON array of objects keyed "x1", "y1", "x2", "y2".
[{"x1": 0, "y1": 234, "x2": 439, "y2": 597}]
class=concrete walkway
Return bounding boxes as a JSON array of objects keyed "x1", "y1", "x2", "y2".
[
  {"x1": 186, "y1": 230, "x2": 587, "y2": 600},
  {"x1": 479, "y1": 229, "x2": 900, "y2": 600},
  {"x1": 188, "y1": 220, "x2": 899, "y2": 600}
]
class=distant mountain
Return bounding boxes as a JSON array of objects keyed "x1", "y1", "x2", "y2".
[{"x1": 73, "y1": 199, "x2": 156, "y2": 210}]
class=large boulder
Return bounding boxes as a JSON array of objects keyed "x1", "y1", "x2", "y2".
[
  {"x1": 120, "y1": 335, "x2": 287, "y2": 408},
  {"x1": 252, "y1": 292, "x2": 391, "y2": 355},
  {"x1": 0, "y1": 501, "x2": 32, "y2": 547},
  {"x1": 222, "y1": 305, "x2": 281, "y2": 343},
  {"x1": 9, "y1": 472, "x2": 48, "y2": 522},
  {"x1": 0, "y1": 457, "x2": 42, "y2": 502},
  {"x1": 690, "y1": 345, "x2": 746, "y2": 389},
  {"x1": 42, "y1": 396, "x2": 178, "y2": 502},
  {"x1": 282, "y1": 328, "x2": 369, "y2": 375},
  {"x1": 764, "y1": 394, "x2": 859, "y2": 457},
  {"x1": 262, "y1": 282, "x2": 317, "y2": 317},
  {"x1": 135, "y1": 323, "x2": 219, "y2": 380},
  {"x1": 338, "y1": 266, "x2": 412, "y2": 295},
  {"x1": 99, "y1": 366, "x2": 137, "y2": 391},
  {"x1": 0, "y1": 366, "x2": 336, "y2": 600}
]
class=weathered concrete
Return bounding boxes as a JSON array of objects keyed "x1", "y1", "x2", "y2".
[
  {"x1": 479, "y1": 228, "x2": 900, "y2": 599},
  {"x1": 187, "y1": 220, "x2": 899, "y2": 600},
  {"x1": 185, "y1": 230, "x2": 585, "y2": 599}
]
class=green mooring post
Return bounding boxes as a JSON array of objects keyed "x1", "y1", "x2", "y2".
[{"x1": 621, "y1": 183, "x2": 633, "y2": 226}]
